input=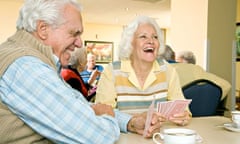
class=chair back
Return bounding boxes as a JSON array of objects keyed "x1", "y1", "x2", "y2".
[{"x1": 182, "y1": 79, "x2": 222, "y2": 117}]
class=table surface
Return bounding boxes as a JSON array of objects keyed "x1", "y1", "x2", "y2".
[{"x1": 115, "y1": 116, "x2": 240, "y2": 144}]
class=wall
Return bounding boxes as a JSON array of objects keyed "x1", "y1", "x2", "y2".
[
  {"x1": 0, "y1": 0, "x2": 22, "y2": 43},
  {"x1": 170, "y1": 0, "x2": 208, "y2": 68},
  {"x1": 207, "y1": 0, "x2": 236, "y2": 82},
  {"x1": 207, "y1": 0, "x2": 237, "y2": 112},
  {"x1": 237, "y1": 0, "x2": 240, "y2": 22}
]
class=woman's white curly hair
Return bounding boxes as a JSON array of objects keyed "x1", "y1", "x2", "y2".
[{"x1": 118, "y1": 16, "x2": 165, "y2": 60}]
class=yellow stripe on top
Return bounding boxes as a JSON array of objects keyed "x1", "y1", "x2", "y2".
[{"x1": 117, "y1": 91, "x2": 168, "y2": 102}]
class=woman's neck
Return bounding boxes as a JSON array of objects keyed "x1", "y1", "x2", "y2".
[{"x1": 131, "y1": 60, "x2": 153, "y2": 87}]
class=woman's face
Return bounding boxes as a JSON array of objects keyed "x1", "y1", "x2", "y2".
[{"x1": 131, "y1": 23, "x2": 159, "y2": 63}]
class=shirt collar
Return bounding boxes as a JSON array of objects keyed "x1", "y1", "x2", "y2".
[
  {"x1": 53, "y1": 54, "x2": 62, "y2": 74},
  {"x1": 121, "y1": 60, "x2": 161, "y2": 72}
]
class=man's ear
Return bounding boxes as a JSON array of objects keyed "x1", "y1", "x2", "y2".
[{"x1": 36, "y1": 20, "x2": 49, "y2": 40}]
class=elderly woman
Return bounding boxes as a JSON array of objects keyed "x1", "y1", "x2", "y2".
[{"x1": 95, "y1": 16, "x2": 191, "y2": 126}]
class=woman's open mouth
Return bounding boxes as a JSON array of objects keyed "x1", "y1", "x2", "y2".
[{"x1": 143, "y1": 47, "x2": 154, "y2": 53}]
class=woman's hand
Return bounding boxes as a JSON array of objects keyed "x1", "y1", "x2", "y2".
[{"x1": 168, "y1": 110, "x2": 192, "y2": 126}]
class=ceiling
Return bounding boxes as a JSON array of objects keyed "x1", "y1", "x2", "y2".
[{"x1": 79, "y1": 0, "x2": 171, "y2": 28}]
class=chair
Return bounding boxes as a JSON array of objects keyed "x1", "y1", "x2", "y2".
[{"x1": 182, "y1": 79, "x2": 222, "y2": 117}]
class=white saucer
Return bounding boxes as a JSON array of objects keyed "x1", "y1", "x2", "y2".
[{"x1": 223, "y1": 123, "x2": 240, "y2": 132}]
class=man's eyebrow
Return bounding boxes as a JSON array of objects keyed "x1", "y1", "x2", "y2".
[
  {"x1": 70, "y1": 29, "x2": 83, "y2": 36},
  {"x1": 77, "y1": 29, "x2": 83, "y2": 34}
]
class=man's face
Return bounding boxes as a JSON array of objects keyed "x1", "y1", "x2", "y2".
[
  {"x1": 87, "y1": 55, "x2": 96, "y2": 70},
  {"x1": 43, "y1": 4, "x2": 84, "y2": 66}
]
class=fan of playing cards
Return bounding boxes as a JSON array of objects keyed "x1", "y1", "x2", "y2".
[
  {"x1": 157, "y1": 99, "x2": 192, "y2": 119},
  {"x1": 143, "y1": 99, "x2": 192, "y2": 137}
]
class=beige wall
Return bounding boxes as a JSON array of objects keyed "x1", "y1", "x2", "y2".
[
  {"x1": 207, "y1": 0, "x2": 236, "y2": 78},
  {"x1": 170, "y1": 0, "x2": 208, "y2": 67},
  {"x1": 237, "y1": 0, "x2": 240, "y2": 22},
  {"x1": 0, "y1": 1, "x2": 22, "y2": 43}
]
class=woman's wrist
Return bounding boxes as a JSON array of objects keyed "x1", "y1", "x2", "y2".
[{"x1": 127, "y1": 116, "x2": 137, "y2": 133}]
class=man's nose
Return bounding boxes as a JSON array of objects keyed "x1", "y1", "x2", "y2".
[{"x1": 74, "y1": 37, "x2": 82, "y2": 48}]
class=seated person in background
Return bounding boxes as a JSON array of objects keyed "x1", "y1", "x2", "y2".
[
  {"x1": 95, "y1": 15, "x2": 191, "y2": 126},
  {"x1": 61, "y1": 48, "x2": 96, "y2": 101},
  {"x1": 0, "y1": 1, "x2": 163, "y2": 143},
  {"x1": 158, "y1": 44, "x2": 177, "y2": 63},
  {"x1": 80, "y1": 53, "x2": 104, "y2": 86},
  {"x1": 176, "y1": 50, "x2": 196, "y2": 64},
  {"x1": 171, "y1": 63, "x2": 231, "y2": 101}
]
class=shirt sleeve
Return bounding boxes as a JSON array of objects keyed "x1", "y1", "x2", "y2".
[
  {"x1": 166, "y1": 64, "x2": 186, "y2": 101},
  {"x1": 114, "y1": 109, "x2": 132, "y2": 133},
  {"x1": 0, "y1": 56, "x2": 125, "y2": 144}
]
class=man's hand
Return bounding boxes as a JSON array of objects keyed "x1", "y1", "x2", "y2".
[
  {"x1": 91, "y1": 103, "x2": 115, "y2": 117},
  {"x1": 127, "y1": 112, "x2": 165, "y2": 138}
]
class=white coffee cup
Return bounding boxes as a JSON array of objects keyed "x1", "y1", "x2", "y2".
[
  {"x1": 231, "y1": 111, "x2": 240, "y2": 128},
  {"x1": 153, "y1": 128, "x2": 201, "y2": 144}
]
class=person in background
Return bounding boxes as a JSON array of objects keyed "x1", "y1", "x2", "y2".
[
  {"x1": 0, "y1": 0, "x2": 162, "y2": 143},
  {"x1": 61, "y1": 47, "x2": 96, "y2": 101},
  {"x1": 80, "y1": 53, "x2": 104, "y2": 86},
  {"x1": 95, "y1": 16, "x2": 191, "y2": 126},
  {"x1": 158, "y1": 44, "x2": 177, "y2": 63},
  {"x1": 175, "y1": 50, "x2": 196, "y2": 64}
]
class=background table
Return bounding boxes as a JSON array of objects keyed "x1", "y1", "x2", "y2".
[{"x1": 116, "y1": 116, "x2": 240, "y2": 144}]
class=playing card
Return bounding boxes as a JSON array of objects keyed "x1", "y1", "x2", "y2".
[
  {"x1": 163, "y1": 101, "x2": 174, "y2": 117},
  {"x1": 157, "y1": 101, "x2": 172, "y2": 115},
  {"x1": 143, "y1": 99, "x2": 155, "y2": 137},
  {"x1": 162, "y1": 101, "x2": 172, "y2": 116},
  {"x1": 157, "y1": 99, "x2": 191, "y2": 119},
  {"x1": 166, "y1": 100, "x2": 192, "y2": 118}
]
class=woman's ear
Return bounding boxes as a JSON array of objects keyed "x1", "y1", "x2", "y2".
[{"x1": 36, "y1": 20, "x2": 49, "y2": 40}]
